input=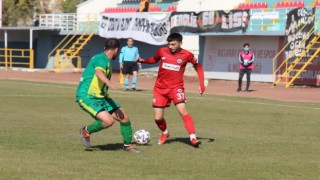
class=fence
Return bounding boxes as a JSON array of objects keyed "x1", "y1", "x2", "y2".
[{"x1": 0, "y1": 48, "x2": 34, "y2": 69}]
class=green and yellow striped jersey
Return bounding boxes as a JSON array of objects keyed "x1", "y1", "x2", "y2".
[{"x1": 76, "y1": 52, "x2": 112, "y2": 100}]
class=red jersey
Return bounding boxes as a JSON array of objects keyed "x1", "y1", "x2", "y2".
[{"x1": 145, "y1": 47, "x2": 198, "y2": 89}]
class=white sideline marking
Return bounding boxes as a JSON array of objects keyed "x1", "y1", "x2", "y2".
[
  {"x1": 1, "y1": 80, "x2": 319, "y2": 110},
  {"x1": 188, "y1": 96, "x2": 320, "y2": 110}
]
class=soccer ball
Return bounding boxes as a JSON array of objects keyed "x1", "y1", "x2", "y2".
[{"x1": 134, "y1": 129, "x2": 151, "y2": 145}]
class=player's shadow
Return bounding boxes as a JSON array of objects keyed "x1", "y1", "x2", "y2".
[
  {"x1": 166, "y1": 137, "x2": 215, "y2": 147},
  {"x1": 91, "y1": 143, "x2": 124, "y2": 151},
  {"x1": 90, "y1": 142, "x2": 152, "y2": 151}
]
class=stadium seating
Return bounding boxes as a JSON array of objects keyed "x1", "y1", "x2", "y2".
[
  {"x1": 166, "y1": 5, "x2": 177, "y2": 12},
  {"x1": 149, "y1": 6, "x2": 161, "y2": 12},
  {"x1": 275, "y1": 1, "x2": 304, "y2": 8},
  {"x1": 238, "y1": 2, "x2": 268, "y2": 9},
  {"x1": 104, "y1": 7, "x2": 138, "y2": 13}
]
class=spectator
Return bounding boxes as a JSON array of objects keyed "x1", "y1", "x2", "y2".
[
  {"x1": 237, "y1": 43, "x2": 255, "y2": 92},
  {"x1": 34, "y1": 15, "x2": 39, "y2": 27},
  {"x1": 139, "y1": 0, "x2": 150, "y2": 12}
]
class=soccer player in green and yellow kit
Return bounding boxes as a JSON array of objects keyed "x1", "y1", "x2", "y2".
[{"x1": 76, "y1": 38, "x2": 139, "y2": 153}]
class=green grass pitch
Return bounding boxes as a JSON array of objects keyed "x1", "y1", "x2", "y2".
[{"x1": 0, "y1": 79, "x2": 319, "y2": 179}]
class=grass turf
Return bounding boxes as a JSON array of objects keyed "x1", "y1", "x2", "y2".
[{"x1": 0, "y1": 80, "x2": 319, "y2": 179}]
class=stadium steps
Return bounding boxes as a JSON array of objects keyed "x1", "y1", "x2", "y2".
[
  {"x1": 273, "y1": 31, "x2": 320, "y2": 88},
  {"x1": 52, "y1": 32, "x2": 94, "y2": 72}
]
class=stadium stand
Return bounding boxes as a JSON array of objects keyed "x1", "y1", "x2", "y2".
[
  {"x1": 118, "y1": 0, "x2": 178, "y2": 12},
  {"x1": 238, "y1": 2, "x2": 268, "y2": 9},
  {"x1": 166, "y1": 5, "x2": 177, "y2": 12},
  {"x1": 104, "y1": 7, "x2": 138, "y2": 13},
  {"x1": 275, "y1": 1, "x2": 304, "y2": 8},
  {"x1": 149, "y1": 6, "x2": 161, "y2": 12}
]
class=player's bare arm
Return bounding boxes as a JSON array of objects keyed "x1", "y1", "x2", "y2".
[
  {"x1": 95, "y1": 69, "x2": 117, "y2": 90},
  {"x1": 193, "y1": 63, "x2": 205, "y2": 95}
]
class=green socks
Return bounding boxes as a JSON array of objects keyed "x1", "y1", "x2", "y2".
[
  {"x1": 120, "y1": 121, "x2": 133, "y2": 144},
  {"x1": 86, "y1": 120, "x2": 133, "y2": 144},
  {"x1": 86, "y1": 120, "x2": 105, "y2": 134}
]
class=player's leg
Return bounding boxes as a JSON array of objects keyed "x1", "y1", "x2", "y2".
[
  {"x1": 131, "y1": 62, "x2": 139, "y2": 91},
  {"x1": 153, "y1": 87, "x2": 170, "y2": 144},
  {"x1": 122, "y1": 62, "x2": 130, "y2": 90},
  {"x1": 171, "y1": 88, "x2": 201, "y2": 148},
  {"x1": 238, "y1": 69, "x2": 245, "y2": 91},
  {"x1": 132, "y1": 71, "x2": 138, "y2": 91},
  {"x1": 175, "y1": 103, "x2": 201, "y2": 148},
  {"x1": 108, "y1": 99, "x2": 140, "y2": 153},
  {"x1": 245, "y1": 69, "x2": 252, "y2": 91},
  {"x1": 78, "y1": 98, "x2": 113, "y2": 149},
  {"x1": 124, "y1": 74, "x2": 130, "y2": 90}
]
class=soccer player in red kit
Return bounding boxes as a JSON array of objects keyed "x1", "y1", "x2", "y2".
[{"x1": 136, "y1": 33, "x2": 205, "y2": 148}]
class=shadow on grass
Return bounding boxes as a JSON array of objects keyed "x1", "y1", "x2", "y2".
[
  {"x1": 89, "y1": 142, "x2": 152, "y2": 151},
  {"x1": 90, "y1": 143, "x2": 124, "y2": 151},
  {"x1": 86, "y1": 137, "x2": 214, "y2": 151},
  {"x1": 166, "y1": 137, "x2": 215, "y2": 147}
]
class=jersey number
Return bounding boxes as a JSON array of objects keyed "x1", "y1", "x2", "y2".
[{"x1": 176, "y1": 92, "x2": 185, "y2": 100}]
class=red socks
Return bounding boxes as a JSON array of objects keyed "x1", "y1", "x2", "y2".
[
  {"x1": 182, "y1": 114, "x2": 195, "y2": 134},
  {"x1": 156, "y1": 115, "x2": 195, "y2": 135},
  {"x1": 155, "y1": 118, "x2": 167, "y2": 131}
]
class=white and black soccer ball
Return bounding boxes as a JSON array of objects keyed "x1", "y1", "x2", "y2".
[{"x1": 134, "y1": 129, "x2": 151, "y2": 145}]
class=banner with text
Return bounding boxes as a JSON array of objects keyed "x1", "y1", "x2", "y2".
[
  {"x1": 203, "y1": 36, "x2": 279, "y2": 82},
  {"x1": 169, "y1": 10, "x2": 250, "y2": 34},
  {"x1": 284, "y1": 8, "x2": 315, "y2": 61},
  {"x1": 99, "y1": 13, "x2": 171, "y2": 45},
  {"x1": 98, "y1": 10, "x2": 250, "y2": 45},
  {"x1": 284, "y1": 8, "x2": 320, "y2": 85}
]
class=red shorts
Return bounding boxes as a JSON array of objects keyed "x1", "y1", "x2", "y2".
[{"x1": 153, "y1": 87, "x2": 186, "y2": 108}]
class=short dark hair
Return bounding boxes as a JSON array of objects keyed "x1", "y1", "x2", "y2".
[
  {"x1": 243, "y1": 43, "x2": 250, "y2": 47},
  {"x1": 167, "y1": 33, "x2": 183, "y2": 42},
  {"x1": 104, "y1": 38, "x2": 120, "y2": 50}
]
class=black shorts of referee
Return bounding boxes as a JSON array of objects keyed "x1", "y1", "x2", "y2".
[{"x1": 122, "y1": 61, "x2": 139, "y2": 75}]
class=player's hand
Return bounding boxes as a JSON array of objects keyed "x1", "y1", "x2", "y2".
[
  {"x1": 135, "y1": 58, "x2": 145, "y2": 63},
  {"x1": 107, "y1": 81, "x2": 117, "y2": 90},
  {"x1": 199, "y1": 85, "x2": 205, "y2": 96}
]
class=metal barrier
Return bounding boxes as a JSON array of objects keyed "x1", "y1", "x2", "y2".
[{"x1": 0, "y1": 48, "x2": 34, "y2": 69}]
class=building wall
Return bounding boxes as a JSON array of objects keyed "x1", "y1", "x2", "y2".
[{"x1": 200, "y1": 35, "x2": 281, "y2": 82}]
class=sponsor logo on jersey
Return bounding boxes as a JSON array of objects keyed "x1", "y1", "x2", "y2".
[
  {"x1": 162, "y1": 62, "x2": 180, "y2": 71},
  {"x1": 177, "y1": 59, "x2": 182, "y2": 64},
  {"x1": 161, "y1": 57, "x2": 166, "y2": 60},
  {"x1": 177, "y1": 89, "x2": 182, "y2": 93}
]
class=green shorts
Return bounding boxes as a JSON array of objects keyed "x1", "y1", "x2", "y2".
[{"x1": 77, "y1": 97, "x2": 121, "y2": 119}]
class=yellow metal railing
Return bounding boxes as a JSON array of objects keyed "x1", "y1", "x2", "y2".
[
  {"x1": 273, "y1": 27, "x2": 315, "y2": 85},
  {"x1": 0, "y1": 48, "x2": 34, "y2": 69},
  {"x1": 272, "y1": 17, "x2": 314, "y2": 85},
  {"x1": 51, "y1": 14, "x2": 98, "y2": 71}
]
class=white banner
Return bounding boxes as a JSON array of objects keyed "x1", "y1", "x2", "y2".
[
  {"x1": 98, "y1": 13, "x2": 171, "y2": 45},
  {"x1": 203, "y1": 36, "x2": 280, "y2": 82}
]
